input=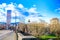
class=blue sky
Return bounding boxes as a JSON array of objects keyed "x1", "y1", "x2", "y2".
[{"x1": 0, "y1": 0, "x2": 60, "y2": 23}]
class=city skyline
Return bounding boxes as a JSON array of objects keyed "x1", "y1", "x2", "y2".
[{"x1": 0, "y1": 0, "x2": 60, "y2": 23}]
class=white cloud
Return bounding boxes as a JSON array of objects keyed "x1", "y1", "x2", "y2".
[
  {"x1": 5, "y1": 3, "x2": 15, "y2": 10},
  {"x1": 26, "y1": 7, "x2": 40, "y2": 18},
  {"x1": 2, "y1": 3, "x2": 6, "y2": 7},
  {"x1": 24, "y1": 6, "x2": 46, "y2": 23},
  {"x1": 0, "y1": 5, "x2": 2, "y2": 8},
  {"x1": 55, "y1": 8, "x2": 60, "y2": 13},
  {"x1": 11, "y1": 12, "x2": 15, "y2": 17},
  {"x1": 0, "y1": 3, "x2": 25, "y2": 23},
  {"x1": 11, "y1": 11, "x2": 20, "y2": 17},
  {"x1": 0, "y1": 16, "x2": 6, "y2": 22},
  {"x1": 25, "y1": 16, "x2": 50, "y2": 24},
  {"x1": 25, "y1": 17, "x2": 41, "y2": 23},
  {"x1": 18, "y1": 4, "x2": 24, "y2": 8},
  {"x1": 0, "y1": 3, "x2": 6, "y2": 8},
  {"x1": 0, "y1": 3, "x2": 45, "y2": 23},
  {"x1": 15, "y1": 11, "x2": 20, "y2": 16},
  {"x1": 0, "y1": 9, "x2": 4, "y2": 13},
  {"x1": 28, "y1": 7, "x2": 38, "y2": 13},
  {"x1": 11, "y1": 19, "x2": 20, "y2": 23},
  {"x1": 33, "y1": 5, "x2": 36, "y2": 7}
]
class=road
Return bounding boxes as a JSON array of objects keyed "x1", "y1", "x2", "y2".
[
  {"x1": 0, "y1": 30, "x2": 16, "y2": 40},
  {"x1": 0, "y1": 30, "x2": 38, "y2": 40}
]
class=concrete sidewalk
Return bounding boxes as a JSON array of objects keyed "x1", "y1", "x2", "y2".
[{"x1": 0, "y1": 30, "x2": 16, "y2": 40}]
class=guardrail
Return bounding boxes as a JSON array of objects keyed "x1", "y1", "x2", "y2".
[{"x1": 18, "y1": 33, "x2": 38, "y2": 40}]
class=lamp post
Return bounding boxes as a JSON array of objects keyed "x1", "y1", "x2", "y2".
[
  {"x1": 27, "y1": 19, "x2": 30, "y2": 34},
  {"x1": 15, "y1": 12, "x2": 18, "y2": 40}
]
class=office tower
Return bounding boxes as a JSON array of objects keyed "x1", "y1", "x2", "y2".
[{"x1": 6, "y1": 10, "x2": 11, "y2": 29}]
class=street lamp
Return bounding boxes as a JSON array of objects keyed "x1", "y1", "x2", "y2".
[
  {"x1": 28, "y1": 19, "x2": 30, "y2": 23},
  {"x1": 14, "y1": 12, "x2": 18, "y2": 40}
]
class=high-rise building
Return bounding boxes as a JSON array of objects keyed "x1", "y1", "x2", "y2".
[{"x1": 6, "y1": 10, "x2": 11, "y2": 29}]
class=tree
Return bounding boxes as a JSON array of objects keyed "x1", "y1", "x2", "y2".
[
  {"x1": 27, "y1": 21, "x2": 47, "y2": 36},
  {"x1": 18, "y1": 22, "x2": 25, "y2": 32},
  {"x1": 49, "y1": 18, "x2": 60, "y2": 40}
]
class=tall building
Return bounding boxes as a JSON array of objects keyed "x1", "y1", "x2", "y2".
[{"x1": 6, "y1": 10, "x2": 11, "y2": 29}]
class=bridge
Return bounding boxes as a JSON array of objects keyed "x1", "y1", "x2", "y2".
[{"x1": 0, "y1": 30, "x2": 37, "y2": 40}]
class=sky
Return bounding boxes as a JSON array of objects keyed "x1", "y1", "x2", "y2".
[{"x1": 0, "y1": 0, "x2": 60, "y2": 23}]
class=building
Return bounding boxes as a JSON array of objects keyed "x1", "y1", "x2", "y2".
[
  {"x1": 0, "y1": 22, "x2": 7, "y2": 29},
  {"x1": 50, "y1": 18, "x2": 59, "y2": 24},
  {"x1": 6, "y1": 10, "x2": 11, "y2": 29}
]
